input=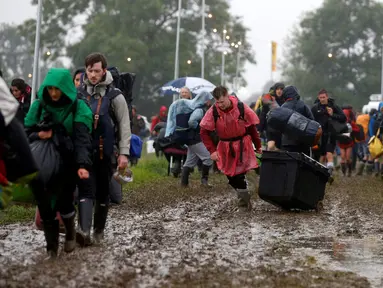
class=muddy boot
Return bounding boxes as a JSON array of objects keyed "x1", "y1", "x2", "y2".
[
  {"x1": 341, "y1": 163, "x2": 347, "y2": 176},
  {"x1": 374, "y1": 162, "x2": 380, "y2": 177},
  {"x1": 201, "y1": 165, "x2": 212, "y2": 188},
  {"x1": 93, "y1": 202, "x2": 108, "y2": 245},
  {"x1": 61, "y1": 213, "x2": 76, "y2": 253},
  {"x1": 366, "y1": 161, "x2": 374, "y2": 175},
  {"x1": 236, "y1": 189, "x2": 252, "y2": 211},
  {"x1": 347, "y1": 162, "x2": 352, "y2": 177},
  {"x1": 180, "y1": 167, "x2": 191, "y2": 187},
  {"x1": 43, "y1": 219, "x2": 59, "y2": 260},
  {"x1": 76, "y1": 199, "x2": 93, "y2": 247},
  {"x1": 356, "y1": 162, "x2": 365, "y2": 176}
]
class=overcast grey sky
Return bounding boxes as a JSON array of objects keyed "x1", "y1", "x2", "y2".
[{"x1": 0, "y1": 0, "x2": 324, "y2": 96}]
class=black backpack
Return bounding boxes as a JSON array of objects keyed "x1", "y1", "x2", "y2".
[{"x1": 107, "y1": 67, "x2": 136, "y2": 129}]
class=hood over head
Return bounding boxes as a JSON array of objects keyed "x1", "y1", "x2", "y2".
[
  {"x1": 38, "y1": 68, "x2": 77, "y2": 106},
  {"x1": 282, "y1": 85, "x2": 300, "y2": 100},
  {"x1": 189, "y1": 91, "x2": 213, "y2": 110},
  {"x1": 73, "y1": 68, "x2": 85, "y2": 80},
  {"x1": 159, "y1": 105, "x2": 167, "y2": 117},
  {"x1": 269, "y1": 82, "x2": 285, "y2": 96}
]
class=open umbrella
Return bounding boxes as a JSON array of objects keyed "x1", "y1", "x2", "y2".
[{"x1": 160, "y1": 77, "x2": 216, "y2": 97}]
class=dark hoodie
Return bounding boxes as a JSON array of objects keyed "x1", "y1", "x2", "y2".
[
  {"x1": 259, "y1": 82, "x2": 285, "y2": 132},
  {"x1": 281, "y1": 86, "x2": 314, "y2": 149},
  {"x1": 311, "y1": 98, "x2": 346, "y2": 132}
]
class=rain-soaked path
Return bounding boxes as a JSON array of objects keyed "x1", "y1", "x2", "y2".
[{"x1": 0, "y1": 175, "x2": 382, "y2": 287}]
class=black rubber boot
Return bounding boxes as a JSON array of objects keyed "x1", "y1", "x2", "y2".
[
  {"x1": 341, "y1": 163, "x2": 347, "y2": 176},
  {"x1": 356, "y1": 162, "x2": 365, "y2": 176},
  {"x1": 181, "y1": 167, "x2": 191, "y2": 187},
  {"x1": 61, "y1": 214, "x2": 76, "y2": 253},
  {"x1": 347, "y1": 162, "x2": 352, "y2": 177},
  {"x1": 76, "y1": 199, "x2": 93, "y2": 247},
  {"x1": 374, "y1": 162, "x2": 380, "y2": 177},
  {"x1": 93, "y1": 202, "x2": 108, "y2": 244},
  {"x1": 366, "y1": 161, "x2": 374, "y2": 175},
  {"x1": 380, "y1": 164, "x2": 383, "y2": 180},
  {"x1": 201, "y1": 165, "x2": 212, "y2": 188},
  {"x1": 43, "y1": 219, "x2": 59, "y2": 260}
]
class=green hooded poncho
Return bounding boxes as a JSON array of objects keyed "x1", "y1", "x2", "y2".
[{"x1": 24, "y1": 68, "x2": 93, "y2": 133}]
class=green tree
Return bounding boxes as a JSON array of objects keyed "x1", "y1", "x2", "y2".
[
  {"x1": 20, "y1": 0, "x2": 254, "y2": 116},
  {"x1": 0, "y1": 24, "x2": 34, "y2": 82},
  {"x1": 282, "y1": 0, "x2": 383, "y2": 109}
]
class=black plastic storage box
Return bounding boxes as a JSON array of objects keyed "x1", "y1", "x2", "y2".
[{"x1": 258, "y1": 151, "x2": 330, "y2": 210}]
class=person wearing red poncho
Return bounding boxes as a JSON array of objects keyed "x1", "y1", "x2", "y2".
[{"x1": 200, "y1": 86, "x2": 262, "y2": 210}]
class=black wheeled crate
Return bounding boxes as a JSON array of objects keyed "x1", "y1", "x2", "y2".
[{"x1": 258, "y1": 150, "x2": 330, "y2": 210}]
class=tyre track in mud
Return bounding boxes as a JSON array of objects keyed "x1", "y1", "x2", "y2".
[{"x1": 0, "y1": 175, "x2": 382, "y2": 287}]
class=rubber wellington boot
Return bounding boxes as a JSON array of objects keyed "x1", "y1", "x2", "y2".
[
  {"x1": 366, "y1": 161, "x2": 374, "y2": 175},
  {"x1": 180, "y1": 167, "x2": 191, "y2": 187},
  {"x1": 76, "y1": 199, "x2": 93, "y2": 247},
  {"x1": 43, "y1": 219, "x2": 59, "y2": 260},
  {"x1": 236, "y1": 189, "x2": 252, "y2": 211},
  {"x1": 347, "y1": 162, "x2": 352, "y2": 177},
  {"x1": 201, "y1": 165, "x2": 212, "y2": 188},
  {"x1": 374, "y1": 162, "x2": 380, "y2": 177},
  {"x1": 341, "y1": 163, "x2": 347, "y2": 176},
  {"x1": 356, "y1": 162, "x2": 365, "y2": 176},
  {"x1": 93, "y1": 201, "x2": 108, "y2": 245},
  {"x1": 61, "y1": 214, "x2": 76, "y2": 253}
]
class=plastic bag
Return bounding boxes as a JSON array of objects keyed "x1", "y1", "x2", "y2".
[
  {"x1": 368, "y1": 128, "x2": 383, "y2": 158},
  {"x1": 130, "y1": 134, "x2": 143, "y2": 159},
  {"x1": 30, "y1": 140, "x2": 62, "y2": 185},
  {"x1": 109, "y1": 177, "x2": 123, "y2": 204}
]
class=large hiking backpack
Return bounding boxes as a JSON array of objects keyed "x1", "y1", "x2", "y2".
[
  {"x1": 79, "y1": 67, "x2": 136, "y2": 129},
  {"x1": 107, "y1": 67, "x2": 136, "y2": 129}
]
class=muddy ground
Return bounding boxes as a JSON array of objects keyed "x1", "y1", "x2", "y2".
[{"x1": 0, "y1": 172, "x2": 383, "y2": 288}]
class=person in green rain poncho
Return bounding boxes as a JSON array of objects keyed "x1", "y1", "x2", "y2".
[{"x1": 24, "y1": 68, "x2": 93, "y2": 259}]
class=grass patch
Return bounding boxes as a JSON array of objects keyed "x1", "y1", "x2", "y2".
[
  {"x1": 0, "y1": 154, "x2": 169, "y2": 226},
  {"x1": 125, "y1": 154, "x2": 168, "y2": 190},
  {"x1": 0, "y1": 204, "x2": 35, "y2": 225}
]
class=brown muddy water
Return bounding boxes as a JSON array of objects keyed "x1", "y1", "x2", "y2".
[{"x1": 0, "y1": 174, "x2": 382, "y2": 287}]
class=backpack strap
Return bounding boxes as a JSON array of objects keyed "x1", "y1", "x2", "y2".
[
  {"x1": 237, "y1": 101, "x2": 245, "y2": 121},
  {"x1": 213, "y1": 100, "x2": 246, "y2": 124},
  {"x1": 213, "y1": 105, "x2": 220, "y2": 124}
]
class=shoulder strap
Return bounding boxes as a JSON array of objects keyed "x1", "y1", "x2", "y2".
[
  {"x1": 213, "y1": 105, "x2": 219, "y2": 124},
  {"x1": 106, "y1": 88, "x2": 122, "y2": 101},
  {"x1": 237, "y1": 101, "x2": 245, "y2": 120}
]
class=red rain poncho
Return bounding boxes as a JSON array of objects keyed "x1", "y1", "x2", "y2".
[{"x1": 200, "y1": 96, "x2": 261, "y2": 176}]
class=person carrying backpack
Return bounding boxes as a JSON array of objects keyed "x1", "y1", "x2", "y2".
[
  {"x1": 280, "y1": 86, "x2": 315, "y2": 155},
  {"x1": 165, "y1": 91, "x2": 214, "y2": 187},
  {"x1": 24, "y1": 68, "x2": 93, "y2": 259},
  {"x1": 200, "y1": 86, "x2": 262, "y2": 211},
  {"x1": 78, "y1": 53, "x2": 131, "y2": 245}
]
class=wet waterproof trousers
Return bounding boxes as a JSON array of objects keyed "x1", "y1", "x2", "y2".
[{"x1": 183, "y1": 142, "x2": 213, "y2": 168}]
